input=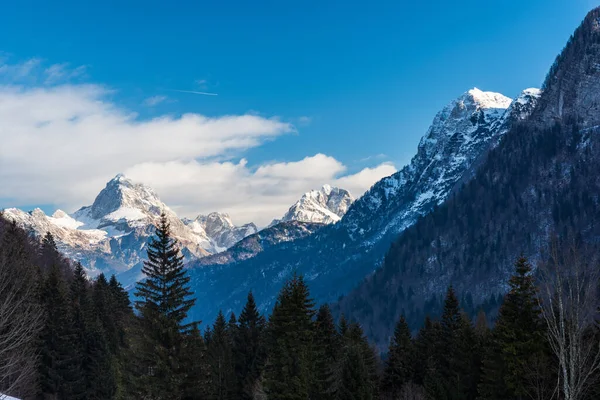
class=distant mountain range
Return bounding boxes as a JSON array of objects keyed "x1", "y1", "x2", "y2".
[{"x1": 3, "y1": 175, "x2": 354, "y2": 286}]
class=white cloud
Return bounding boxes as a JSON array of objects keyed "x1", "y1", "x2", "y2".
[
  {"x1": 143, "y1": 95, "x2": 168, "y2": 106},
  {"x1": 0, "y1": 58, "x2": 87, "y2": 85},
  {"x1": 0, "y1": 58, "x2": 41, "y2": 81},
  {"x1": 124, "y1": 155, "x2": 395, "y2": 226},
  {"x1": 0, "y1": 83, "x2": 293, "y2": 211},
  {"x1": 0, "y1": 58, "x2": 397, "y2": 226},
  {"x1": 44, "y1": 63, "x2": 87, "y2": 84}
]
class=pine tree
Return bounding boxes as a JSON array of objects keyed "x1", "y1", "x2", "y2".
[
  {"x1": 66, "y1": 263, "x2": 91, "y2": 399},
  {"x1": 413, "y1": 316, "x2": 436, "y2": 386},
  {"x1": 38, "y1": 263, "x2": 86, "y2": 400},
  {"x1": 264, "y1": 274, "x2": 316, "y2": 399},
  {"x1": 312, "y1": 304, "x2": 341, "y2": 400},
  {"x1": 333, "y1": 322, "x2": 379, "y2": 400},
  {"x1": 479, "y1": 256, "x2": 550, "y2": 400},
  {"x1": 108, "y1": 274, "x2": 132, "y2": 351},
  {"x1": 40, "y1": 231, "x2": 63, "y2": 273},
  {"x1": 130, "y1": 213, "x2": 197, "y2": 399},
  {"x1": 135, "y1": 214, "x2": 196, "y2": 332},
  {"x1": 72, "y1": 268, "x2": 117, "y2": 399},
  {"x1": 441, "y1": 287, "x2": 478, "y2": 400},
  {"x1": 181, "y1": 324, "x2": 208, "y2": 400},
  {"x1": 234, "y1": 292, "x2": 267, "y2": 399},
  {"x1": 381, "y1": 315, "x2": 414, "y2": 398},
  {"x1": 206, "y1": 311, "x2": 236, "y2": 400}
]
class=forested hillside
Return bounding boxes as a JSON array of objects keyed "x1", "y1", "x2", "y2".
[{"x1": 1, "y1": 213, "x2": 599, "y2": 399}]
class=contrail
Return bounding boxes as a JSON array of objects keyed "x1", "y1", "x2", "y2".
[{"x1": 170, "y1": 89, "x2": 218, "y2": 96}]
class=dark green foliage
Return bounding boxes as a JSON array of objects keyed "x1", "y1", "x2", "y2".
[
  {"x1": 233, "y1": 292, "x2": 267, "y2": 399},
  {"x1": 333, "y1": 322, "x2": 379, "y2": 400},
  {"x1": 264, "y1": 273, "x2": 316, "y2": 400},
  {"x1": 135, "y1": 213, "x2": 196, "y2": 332},
  {"x1": 381, "y1": 315, "x2": 414, "y2": 398},
  {"x1": 479, "y1": 257, "x2": 552, "y2": 400},
  {"x1": 38, "y1": 263, "x2": 86, "y2": 399},
  {"x1": 205, "y1": 311, "x2": 236, "y2": 400},
  {"x1": 413, "y1": 316, "x2": 439, "y2": 386},
  {"x1": 0, "y1": 214, "x2": 585, "y2": 400},
  {"x1": 312, "y1": 304, "x2": 341, "y2": 400},
  {"x1": 181, "y1": 325, "x2": 207, "y2": 400},
  {"x1": 129, "y1": 213, "x2": 197, "y2": 399}
]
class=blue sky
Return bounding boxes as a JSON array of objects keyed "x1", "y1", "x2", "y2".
[{"x1": 0, "y1": 0, "x2": 595, "y2": 224}]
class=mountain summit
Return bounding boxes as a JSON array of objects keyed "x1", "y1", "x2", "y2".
[
  {"x1": 3, "y1": 174, "x2": 258, "y2": 284},
  {"x1": 184, "y1": 87, "x2": 540, "y2": 324},
  {"x1": 273, "y1": 185, "x2": 354, "y2": 226}
]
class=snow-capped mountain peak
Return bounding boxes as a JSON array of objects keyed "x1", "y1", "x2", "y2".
[
  {"x1": 466, "y1": 87, "x2": 512, "y2": 110},
  {"x1": 3, "y1": 174, "x2": 259, "y2": 284},
  {"x1": 274, "y1": 185, "x2": 354, "y2": 225},
  {"x1": 85, "y1": 174, "x2": 163, "y2": 221}
]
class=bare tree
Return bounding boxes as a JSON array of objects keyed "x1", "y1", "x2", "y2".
[
  {"x1": 0, "y1": 223, "x2": 44, "y2": 399},
  {"x1": 537, "y1": 238, "x2": 600, "y2": 400},
  {"x1": 398, "y1": 382, "x2": 427, "y2": 400}
]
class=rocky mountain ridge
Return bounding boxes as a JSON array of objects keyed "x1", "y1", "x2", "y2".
[
  {"x1": 3, "y1": 175, "x2": 353, "y2": 285},
  {"x1": 184, "y1": 86, "x2": 541, "y2": 325},
  {"x1": 336, "y1": 7, "x2": 600, "y2": 348}
]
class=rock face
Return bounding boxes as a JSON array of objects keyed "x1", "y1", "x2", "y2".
[
  {"x1": 3, "y1": 175, "x2": 257, "y2": 285},
  {"x1": 183, "y1": 213, "x2": 258, "y2": 252},
  {"x1": 342, "y1": 88, "x2": 517, "y2": 245},
  {"x1": 336, "y1": 7, "x2": 600, "y2": 348},
  {"x1": 185, "y1": 87, "x2": 540, "y2": 325},
  {"x1": 533, "y1": 10, "x2": 600, "y2": 129},
  {"x1": 272, "y1": 185, "x2": 354, "y2": 226}
]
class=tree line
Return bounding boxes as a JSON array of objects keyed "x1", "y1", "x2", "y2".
[{"x1": 1, "y1": 213, "x2": 599, "y2": 399}]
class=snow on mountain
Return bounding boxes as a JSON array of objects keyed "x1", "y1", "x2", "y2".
[
  {"x1": 183, "y1": 212, "x2": 257, "y2": 252},
  {"x1": 191, "y1": 220, "x2": 324, "y2": 267},
  {"x1": 3, "y1": 174, "x2": 257, "y2": 284},
  {"x1": 185, "y1": 87, "x2": 542, "y2": 325},
  {"x1": 341, "y1": 87, "x2": 522, "y2": 244},
  {"x1": 272, "y1": 185, "x2": 354, "y2": 226}
]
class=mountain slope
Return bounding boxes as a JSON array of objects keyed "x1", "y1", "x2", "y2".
[
  {"x1": 335, "y1": 7, "x2": 600, "y2": 348},
  {"x1": 191, "y1": 220, "x2": 324, "y2": 267},
  {"x1": 186, "y1": 87, "x2": 538, "y2": 324},
  {"x1": 190, "y1": 185, "x2": 354, "y2": 268}
]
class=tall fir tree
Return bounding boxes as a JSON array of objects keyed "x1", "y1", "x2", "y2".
[
  {"x1": 333, "y1": 322, "x2": 379, "y2": 400},
  {"x1": 413, "y1": 316, "x2": 436, "y2": 386},
  {"x1": 437, "y1": 286, "x2": 477, "y2": 400},
  {"x1": 381, "y1": 315, "x2": 414, "y2": 398},
  {"x1": 479, "y1": 256, "x2": 550, "y2": 400},
  {"x1": 264, "y1": 273, "x2": 316, "y2": 400},
  {"x1": 312, "y1": 304, "x2": 341, "y2": 400},
  {"x1": 130, "y1": 213, "x2": 197, "y2": 399},
  {"x1": 38, "y1": 263, "x2": 85, "y2": 400},
  {"x1": 71, "y1": 266, "x2": 117, "y2": 399},
  {"x1": 206, "y1": 311, "x2": 236, "y2": 400},
  {"x1": 234, "y1": 292, "x2": 267, "y2": 399},
  {"x1": 181, "y1": 324, "x2": 208, "y2": 400}
]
